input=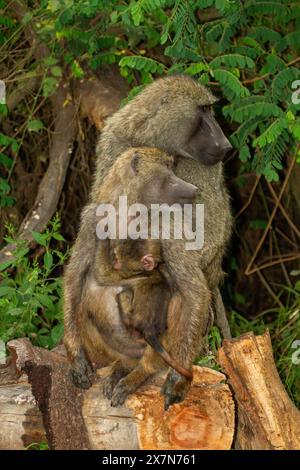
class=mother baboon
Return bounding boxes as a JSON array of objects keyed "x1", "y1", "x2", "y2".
[{"x1": 64, "y1": 75, "x2": 232, "y2": 408}]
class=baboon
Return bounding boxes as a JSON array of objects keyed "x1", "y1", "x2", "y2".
[
  {"x1": 112, "y1": 239, "x2": 193, "y2": 380},
  {"x1": 64, "y1": 75, "x2": 233, "y2": 408},
  {"x1": 64, "y1": 147, "x2": 197, "y2": 402}
]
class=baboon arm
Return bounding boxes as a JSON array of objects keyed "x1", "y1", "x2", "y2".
[
  {"x1": 162, "y1": 241, "x2": 212, "y2": 369},
  {"x1": 63, "y1": 203, "x2": 98, "y2": 360}
]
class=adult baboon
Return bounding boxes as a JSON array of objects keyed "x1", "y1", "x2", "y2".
[
  {"x1": 64, "y1": 75, "x2": 232, "y2": 408},
  {"x1": 64, "y1": 147, "x2": 197, "y2": 404}
]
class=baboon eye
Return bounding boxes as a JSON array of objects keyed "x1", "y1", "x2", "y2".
[{"x1": 201, "y1": 105, "x2": 211, "y2": 113}]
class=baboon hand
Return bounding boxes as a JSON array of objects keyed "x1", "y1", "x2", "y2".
[
  {"x1": 161, "y1": 369, "x2": 191, "y2": 410},
  {"x1": 70, "y1": 353, "x2": 94, "y2": 390}
]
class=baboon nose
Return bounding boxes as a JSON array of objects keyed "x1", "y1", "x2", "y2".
[
  {"x1": 222, "y1": 139, "x2": 233, "y2": 155},
  {"x1": 192, "y1": 184, "x2": 199, "y2": 196},
  {"x1": 218, "y1": 141, "x2": 233, "y2": 161},
  {"x1": 224, "y1": 143, "x2": 233, "y2": 153}
]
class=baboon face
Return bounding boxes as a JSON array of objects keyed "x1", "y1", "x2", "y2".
[
  {"x1": 113, "y1": 76, "x2": 232, "y2": 167},
  {"x1": 182, "y1": 105, "x2": 232, "y2": 166},
  {"x1": 129, "y1": 149, "x2": 198, "y2": 206},
  {"x1": 142, "y1": 171, "x2": 198, "y2": 206}
]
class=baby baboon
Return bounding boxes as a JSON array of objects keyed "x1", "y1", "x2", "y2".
[
  {"x1": 112, "y1": 238, "x2": 193, "y2": 380},
  {"x1": 65, "y1": 75, "x2": 233, "y2": 408},
  {"x1": 64, "y1": 147, "x2": 197, "y2": 402}
]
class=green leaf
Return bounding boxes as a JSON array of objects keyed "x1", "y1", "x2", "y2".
[
  {"x1": 35, "y1": 293, "x2": 54, "y2": 309},
  {"x1": 239, "y1": 145, "x2": 251, "y2": 162},
  {"x1": 8, "y1": 308, "x2": 23, "y2": 316},
  {"x1": 42, "y1": 77, "x2": 58, "y2": 98},
  {"x1": 44, "y1": 252, "x2": 53, "y2": 270},
  {"x1": 291, "y1": 122, "x2": 300, "y2": 139},
  {"x1": 27, "y1": 120, "x2": 44, "y2": 133},
  {"x1": 71, "y1": 60, "x2": 84, "y2": 78},
  {"x1": 51, "y1": 324, "x2": 64, "y2": 345},
  {"x1": 43, "y1": 56, "x2": 58, "y2": 66},
  {"x1": 52, "y1": 233, "x2": 65, "y2": 241},
  {"x1": 32, "y1": 231, "x2": 47, "y2": 247},
  {"x1": 294, "y1": 280, "x2": 300, "y2": 292},
  {"x1": 210, "y1": 54, "x2": 255, "y2": 69},
  {"x1": 119, "y1": 56, "x2": 165, "y2": 74},
  {"x1": 0, "y1": 153, "x2": 13, "y2": 169},
  {"x1": 212, "y1": 69, "x2": 250, "y2": 100},
  {"x1": 0, "y1": 286, "x2": 14, "y2": 297},
  {"x1": 51, "y1": 66, "x2": 62, "y2": 77},
  {"x1": 253, "y1": 119, "x2": 287, "y2": 148},
  {"x1": 0, "y1": 258, "x2": 14, "y2": 273},
  {"x1": 185, "y1": 63, "x2": 208, "y2": 75}
]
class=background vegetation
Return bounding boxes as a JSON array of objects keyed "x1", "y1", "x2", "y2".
[{"x1": 0, "y1": 0, "x2": 299, "y2": 405}]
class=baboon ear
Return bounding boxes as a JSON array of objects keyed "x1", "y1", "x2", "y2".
[
  {"x1": 131, "y1": 152, "x2": 140, "y2": 174},
  {"x1": 141, "y1": 254, "x2": 156, "y2": 271}
]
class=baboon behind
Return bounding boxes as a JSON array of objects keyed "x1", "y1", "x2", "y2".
[
  {"x1": 64, "y1": 147, "x2": 196, "y2": 403},
  {"x1": 65, "y1": 75, "x2": 233, "y2": 408}
]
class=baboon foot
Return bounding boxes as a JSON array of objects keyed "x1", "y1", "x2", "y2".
[
  {"x1": 70, "y1": 353, "x2": 94, "y2": 389},
  {"x1": 110, "y1": 377, "x2": 135, "y2": 407},
  {"x1": 102, "y1": 367, "x2": 129, "y2": 400},
  {"x1": 161, "y1": 370, "x2": 191, "y2": 410}
]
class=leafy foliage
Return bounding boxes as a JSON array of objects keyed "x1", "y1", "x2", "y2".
[
  {"x1": 1, "y1": 0, "x2": 300, "y2": 180},
  {"x1": 0, "y1": 216, "x2": 68, "y2": 349}
]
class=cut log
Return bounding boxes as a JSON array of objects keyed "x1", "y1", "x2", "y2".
[
  {"x1": 0, "y1": 339, "x2": 235, "y2": 450},
  {"x1": 0, "y1": 382, "x2": 46, "y2": 450},
  {"x1": 83, "y1": 366, "x2": 235, "y2": 450},
  {"x1": 218, "y1": 330, "x2": 300, "y2": 450},
  {"x1": 6, "y1": 338, "x2": 90, "y2": 450}
]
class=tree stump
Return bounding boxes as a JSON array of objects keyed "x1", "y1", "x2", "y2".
[{"x1": 218, "y1": 330, "x2": 300, "y2": 450}]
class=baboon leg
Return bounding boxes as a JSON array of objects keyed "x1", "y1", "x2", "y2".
[
  {"x1": 110, "y1": 346, "x2": 163, "y2": 407},
  {"x1": 102, "y1": 359, "x2": 132, "y2": 400},
  {"x1": 212, "y1": 287, "x2": 231, "y2": 339},
  {"x1": 69, "y1": 347, "x2": 94, "y2": 389},
  {"x1": 160, "y1": 242, "x2": 212, "y2": 409}
]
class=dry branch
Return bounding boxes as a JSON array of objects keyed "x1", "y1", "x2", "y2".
[{"x1": 0, "y1": 80, "x2": 76, "y2": 264}]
